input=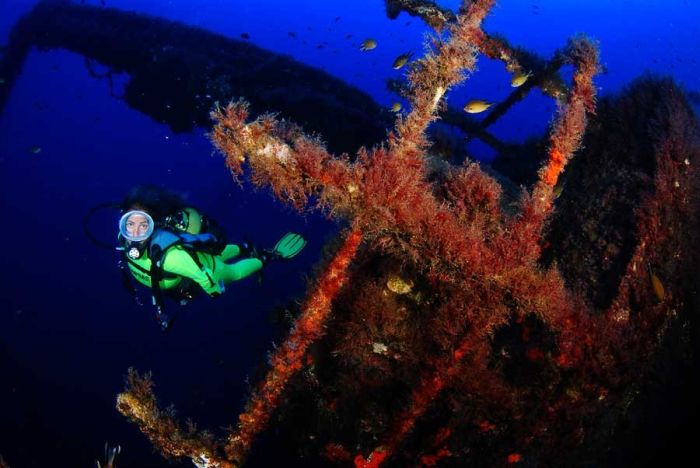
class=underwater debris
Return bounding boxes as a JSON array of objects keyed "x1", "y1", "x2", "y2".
[
  {"x1": 383, "y1": 0, "x2": 456, "y2": 31},
  {"x1": 0, "y1": 1, "x2": 388, "y2": 154},
  {"x1": 116, "y1": 368, "x2": 234, "y2": 467},
  {"x1": 118, "y1": 1, "x2": 699, "y2": 467},
  {"x1": 386, "y1": 275, "x2": 413, "y2": 294}
]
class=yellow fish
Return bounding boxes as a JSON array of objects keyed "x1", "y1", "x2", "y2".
[
  {"x1": 464, "y1": 100, "x2": 493, "y2": 114},
  {"x1": 390, "y1": 102, "x2": 402, "y2": 112},
  {"x1": 392, "y1": 52, "x2": 412, "y2": 70},
  {"x1": 646, "y1": 262, "x2": 665, "y2": 301},
  {"x1": 651, "y1": 273, "x2": 665, "y2": 301},
  {"x1": 359, "y1": 38, "x2": 377, "y2": 51},
  {"x1": 511, "y1": 70, "x2": 532, "y2": 88},
  {"x1": 553, "y1": 181, "x2": 565, "y2": 199}
]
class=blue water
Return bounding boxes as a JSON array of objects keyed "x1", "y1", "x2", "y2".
[{"x1": 0, "y1": 1, "x2": 698, "y2": 466}]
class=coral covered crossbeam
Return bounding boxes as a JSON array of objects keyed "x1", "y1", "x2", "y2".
[
  {"x1": 538, "y1": 37, "x2": 599, "y2": 190},
  {"x1": 393, "y1": 0, "x2": 495, "y2": 158},
  {"x1": 116, "y1": 369, "x2": 236, "y2": 468},
  {"x1": 224, "y1": 228, "x2": 363, "y2": 463},
  {"x1": 209, "y1": 99, "x2": 359, "y2": 216},
  {"x1": 355, "y1": 338, "x2": 473, "y2": 468},
  {"x1": 514, "y1": 37, "x2": 599, "y2": 260}
]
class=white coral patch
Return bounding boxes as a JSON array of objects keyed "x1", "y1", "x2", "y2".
[
  {"x1": 372, "y1": 342, "x2": 388, "y2": 354},
  {"x1": 259, "y1": 142, "x2": 290, "y2": 163}
]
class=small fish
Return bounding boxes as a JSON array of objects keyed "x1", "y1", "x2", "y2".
[
  {"x1": 95, "y1": 442, "x2": 121, "y2": 468},
  {"x1": 240, "y1": 32, "x2": 250, "y2": 40},
  {"x1": 390, "y1": 102, "x2": 402, "y2": 112},
  {"x1": 511, "y1": 70, "x2": 532, "y2": 87},
  {"x1": 334, "y1": 16, "x2": 341, "y2": 22},
  {"x1": 647, "y1": 263, "x2": 665, "y2": 301},
  {"x1": 287, "y1": 31, "x2": 297, "y2": 38},
  {"x1": 553, "y1": 181, "x2": 565, "y2": 199},
  {"x1": 359, "y1": 38, "x2": 377, "y2": 51},
  {"x1": 345, "y1": 33, "x2": 353, "y2": 40},
  {"x1": 29, "y1": 145, "x2": 42, "y2": 154},
  {"x1": 463, "y1": 100, "x2": 493, "y2": 114},
  {"x1": 0, "y1": 77, "x2": 5, "y2": 85},
  {"x1": 392, "y1": 52, "x2": 412, "y2": 70}
]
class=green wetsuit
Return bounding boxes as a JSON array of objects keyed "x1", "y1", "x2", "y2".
[
  {"x1": 123, "y1": 207, "x2": 262, "y2": 296},
  {"x1": 126, "y1": 243, "x2": 263, "y2": 296}
]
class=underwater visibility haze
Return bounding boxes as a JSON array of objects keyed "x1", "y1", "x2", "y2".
[{"x1": 1, "y1": 0, "x2": 699, "y2": 467}]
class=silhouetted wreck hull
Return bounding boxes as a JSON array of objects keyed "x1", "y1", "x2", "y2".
[{"x1": 0, "y1": 1, "x2": 390, "y2": 153}]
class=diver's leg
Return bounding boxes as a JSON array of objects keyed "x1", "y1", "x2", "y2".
[
  {"x1": 219, "y1": 244, "x2": 242, "y2": 262},
  {"x1": 212, "y1": 256, "x2": 263, "y2": 284}
]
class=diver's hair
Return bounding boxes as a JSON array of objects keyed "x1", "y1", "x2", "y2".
[{"x1": 121, "y1": 184, "x2": 188, "y2": 221}]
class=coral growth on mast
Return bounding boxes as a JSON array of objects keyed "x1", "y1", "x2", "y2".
[{"x1": 117, "y1": 0, "x2": 700, "y2": 466}]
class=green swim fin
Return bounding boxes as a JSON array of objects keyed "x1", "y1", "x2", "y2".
[{"x1": 273, "y1": 232, "x2": 307, "y2": 259}]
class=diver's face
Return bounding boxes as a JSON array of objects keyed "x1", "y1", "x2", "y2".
[{"x1": 125, "y1": 213, "x2": 150, "y2": 237}]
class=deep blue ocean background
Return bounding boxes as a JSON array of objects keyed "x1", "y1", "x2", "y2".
[{"x1": 0, "y1": 1, "x2": 698, "y2": 466}]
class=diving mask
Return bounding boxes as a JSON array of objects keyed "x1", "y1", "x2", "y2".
[
  {"x1": 119, "y1": 210, "x2": 155, "y2": 241},
  {"x1": 119, "y1": 210, "x2": 155, "y2": 259}
]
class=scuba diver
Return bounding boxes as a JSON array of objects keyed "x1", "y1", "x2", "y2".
[{"x1": 114, "y1": 185, "x2": 306, "y2": 330}]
